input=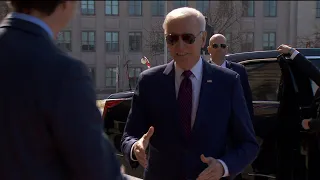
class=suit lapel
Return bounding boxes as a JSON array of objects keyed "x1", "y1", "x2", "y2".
[{"x1": 192, "y1": 60, "x2": 216, "y2": 134}]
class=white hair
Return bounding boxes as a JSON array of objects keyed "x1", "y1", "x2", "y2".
[{"x1": 162, "y1": 7, "x2": 206, "y2": 32}]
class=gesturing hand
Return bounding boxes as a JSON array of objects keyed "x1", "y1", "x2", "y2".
[
  {"x1": 277, "y1": 44, "x2": 293, "y2": 54},
  {"x1": 133, "y1": 126, "x2": 154, "y2": 168},
  {"x1": 197, "y1": 154, "x2": 224, "y2": 180}
]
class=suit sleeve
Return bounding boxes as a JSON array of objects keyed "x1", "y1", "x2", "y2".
[
  {"x1": 240, "y1": 66, "x2": 254, "y2": 121},
  {"x1": 51, "y1": 61, "x2": 124, "y2": 180},
  {"x1": 220, "y1": 74, "x2": 259, "y2": 176},
  {"x1": 121, "y1": 73, "x2": 150, "y2": 168},
  {"x1": 292, "y1": 52, "x2": 320, "y2": 87}
]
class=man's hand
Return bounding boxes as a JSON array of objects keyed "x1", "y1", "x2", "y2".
[
  {"x1": 277, "y1": 44, "x2": 294, "y2": 54},
  {"x1": 133, "y1": 126, "x2": 154, "y2": 168},
  {"x1": 302, "y1": 118, "x2": 311, "y2": 130},
  {"x1": 197, "y1": 154, "x2": 224, "y2": 180}
]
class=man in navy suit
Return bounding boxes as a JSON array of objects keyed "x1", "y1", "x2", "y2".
[
  {"x1": 121, "y1": 7, "x2": 259, "y2": 180},
  {"x1": 208, "y1": 34, "x2": 254, "y2": 122},
  {"x1": 0, "y1": 1, "x2": 124, "y2": 180}
]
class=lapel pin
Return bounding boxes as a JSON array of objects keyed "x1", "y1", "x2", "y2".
[{"x1": 207, "y1": 80, "x2": 212, "y2": 83}]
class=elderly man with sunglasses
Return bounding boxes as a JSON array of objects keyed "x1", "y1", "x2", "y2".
[
  {"x1": 121, "y1": 7, "x2": 259, "y2": 180},
  {"x1": 207, "y1": 34, "x2": 254, "y2": 180}
]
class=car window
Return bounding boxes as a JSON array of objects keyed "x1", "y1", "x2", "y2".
[
  {"x1": 242, "y1": 60, "x2": 281, "y2": 102},
  {"x1": 309, "y1": 58, "x2": 320, "y2": 69}
]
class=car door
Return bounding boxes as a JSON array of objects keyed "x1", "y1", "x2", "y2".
[{"x1": 239, "y1": 59, "x2": 281, "y2": 139}]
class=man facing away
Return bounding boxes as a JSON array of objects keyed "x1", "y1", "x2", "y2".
[
  {"x1": 0, "y1": 1, "x2": 124, "y2": 180},
  {"x1": 121, "y1": 7, "x2": 259, "y2": 180},
  {"x1": 208, "y1": 34, "x2": 254, "y2": 121}
]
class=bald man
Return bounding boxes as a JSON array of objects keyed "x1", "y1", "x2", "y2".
[{"x1": 208, "y1": 34, "x2": 254, "y2": 121}]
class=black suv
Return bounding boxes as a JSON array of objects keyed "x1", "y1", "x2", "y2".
[{"x1": 102, "y1": 48, "x2": 320, "y2": 179}]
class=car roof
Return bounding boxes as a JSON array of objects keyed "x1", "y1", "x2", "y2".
[
  {"x1": 226, "y1": 48, "x2": 320, "y2": 63},
  {"x1": 107, "y1": 91, "x2": 134, "y2": 99}
]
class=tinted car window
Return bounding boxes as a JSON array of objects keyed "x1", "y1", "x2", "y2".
[
  {"x1": 310, "y1": 58, "x2": 320, "y2": 69},
  {"x1": 243, "y1": 61, "x2": 281, "y2": 101}
]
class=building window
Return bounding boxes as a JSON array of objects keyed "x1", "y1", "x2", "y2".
[
  {"x1": 81, "y1": 31, "x2": 95, "y2": 51},
  {"x1": 81, "y1": 0, "x2": 95, "y2": 15},
  {"x1": 196, "y1": 1, "x2": 209, "y2": 14},
  {"x1": 88, "y1": 67, "x2": 96, "y2": 87},
  {"x1": 128, "y1": 67, "x2": 142, "y2": 88},
  {"x1": 173, "y1": 0, "x2": 188, "y2": 9},
  {"x1": 242, "y1": 1, "x2": 254, "y2": 17},
  {"x1": 129, "y1": 32, "x2": 142, "y2": 52},
  {"x1": 264, "y1": 0, "x2": 277, "y2": 17},
  {"x1": 317, "y1": 1, "x2": 320, "y2": 18},
  {"x1": 106, "y1": 67, "x2": 117, "y2": 87},
  {"x1": 105, "y1": 32, "x2": 119, "y2": 52},
  {"x1": 129, "y1": 0, "x2": 142, "y2": 16},
  {"x1": 263, "y1": 32, "x2": 276, "y2": 50},
  {"x1": 56, "y1": 31, "x2": 71, "y2": 51},
  {"x1": 241, "y1": 32, "x2": 254, "y2": 52},
  {"x1": 152, "y1": 1, "x2": 164, "y2": 16},
  {"x1": 105, "y1": 0, "x2": 119, "y2": 15}
]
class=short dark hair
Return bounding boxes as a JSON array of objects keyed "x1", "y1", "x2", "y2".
[{"x1": 8, "y1": 1, "x2": 65, "y2": 16}]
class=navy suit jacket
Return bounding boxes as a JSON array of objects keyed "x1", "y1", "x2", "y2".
[
  {"x1": 225, "y1": 61, "x2": 254, "y2": 120},
  {"x1": 121, "y1": 59, "x2": 259, "y2": 180},
  {"x1": 0, "y1": 17, "x2": 123, "y2": 180}
]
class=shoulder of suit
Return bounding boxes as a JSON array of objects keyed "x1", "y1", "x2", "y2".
[{"x1": 209, "y1": 61, "x2": 239, "y2": 77}]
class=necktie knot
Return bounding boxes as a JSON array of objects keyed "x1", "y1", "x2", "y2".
[{"x1": 182, "y1": 70, "x2": 192, "y2": 78}]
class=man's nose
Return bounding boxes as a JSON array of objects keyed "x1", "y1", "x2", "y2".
[{"x1": 175, "y1": 38, "x2": 185, "y2": 50}]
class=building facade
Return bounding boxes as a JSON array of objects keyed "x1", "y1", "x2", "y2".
[{"x1": 57, "y1": 1, "x2": 320, "y2": 98}]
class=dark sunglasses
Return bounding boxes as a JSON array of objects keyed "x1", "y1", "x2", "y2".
[
  {"x1": 212, "y1": 44, "x2": 227, "y2": 49},
  {"x1": 165, "y1": 31, "x2": 203, "y2": 45}
]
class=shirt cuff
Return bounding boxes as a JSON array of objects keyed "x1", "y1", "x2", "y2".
[
  {"x1": 130, "y1": 142, "x2": 138, "y2": 161},
  {"x1": 218, "y1": 159, "x2": 229, "y2": 177},
  {"x1": 290, "y1": 49, "x2": 299, "y2": 60},
  {"x1": 217, "y1": 159, "x2": 229, "y2": 177}
]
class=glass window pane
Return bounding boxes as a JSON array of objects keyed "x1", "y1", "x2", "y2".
[
  {"x1": 112, "y1": 33, "x2": 118, "y2": 42},
  {"x1": 263, "y1": 34, "x2": 269, "y2": 41},
  {"x1": 112, "y1": 6, "x2": 118, "y2": 15},
  {"x1": 65, "y1": 32, "x2": 71, "y2": 41},
  {"x1": 88, "y1": 1, "x2": 94, "y2": 5},
  {"x1": 105, "y1": 6, "x2": 111, "y2": 14},
  {"x1": 106, "y1": 68, "x2": 111, "y2": 76},
  {"x1": 270, "y1": 33, "x2": 275, "y2": 41},
  {"x1": 106, "y1": 32, "x2": 111, "y2": 41},
  {"x1": 82, "y1": 32, "x2": 87, "y2": 41},
  {"x1": 106, "y1": 0, "x2": 111, "y2": 6},
  {"x1": 89, "y1": 32, "x2": 95, "y2": 41},
  {"x1": 113, "y1": 0, "x2": 118, "y2": 5}
]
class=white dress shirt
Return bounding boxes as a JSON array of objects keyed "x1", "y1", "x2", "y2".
[{"x1": 130, "y1": 57, "x2": 229, "y2": 177}]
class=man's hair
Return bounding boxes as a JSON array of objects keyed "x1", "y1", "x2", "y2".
[
  {"x1": 8, "y1": 0, "x2": 65, "y2": 16},
  {"x1": 163, "y1": 7, "x2": 206, "y2": 32}
]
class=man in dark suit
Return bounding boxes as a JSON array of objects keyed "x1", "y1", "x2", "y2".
[
  {"x1": 121, "y1": 7, "x2": 259, "y2": 180},
  {"x1": 0, "y1": 1, "x2": 124, "y2": 180},
  {"x1": 207, "y1": 34, "x2": 254, "y2": 121}
]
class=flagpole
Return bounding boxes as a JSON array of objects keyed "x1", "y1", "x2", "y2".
[{"x1": 163, "y1": 1, "x2": 168, "y2": 64}]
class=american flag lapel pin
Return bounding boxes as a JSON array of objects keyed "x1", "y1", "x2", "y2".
[{"x1": 207, "y1": 80, "x2": 212, "y2": 83}]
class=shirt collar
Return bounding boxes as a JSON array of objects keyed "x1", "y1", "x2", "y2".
[
  {"x1": 175, "y1": 57, "x2": 203, "y2": 80},
  {"x1": 6, "y1": 12, "x2": 54, "y2": 38},
  {"x1": 209, "y1": 59, "x2": 227, "y2": 68}
]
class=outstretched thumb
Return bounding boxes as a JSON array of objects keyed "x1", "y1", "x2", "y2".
[
  {"x1": 200, "y1": 154, "x2": 212, "y2": 164},
  {"x1": 143, "y1": 126, "x2": 154, "y2": 141}
]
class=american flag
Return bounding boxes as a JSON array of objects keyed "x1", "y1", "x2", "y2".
[{"x1": 141, "y1": 56, "x2": 151, "y2": 69}]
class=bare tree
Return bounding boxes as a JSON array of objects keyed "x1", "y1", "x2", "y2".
[
  {"x1": 206, "y1": 1, "x2": 245, "y2": 53},
  {"x1": 143, "y1": 21, "x2": 165, "y2": 66},
  {"x1": 297, "y1": 25, "x2": 320, "y2": 48},
  {"x1": 0, "y1": 2, "x2": 9, "y2": 21}
]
